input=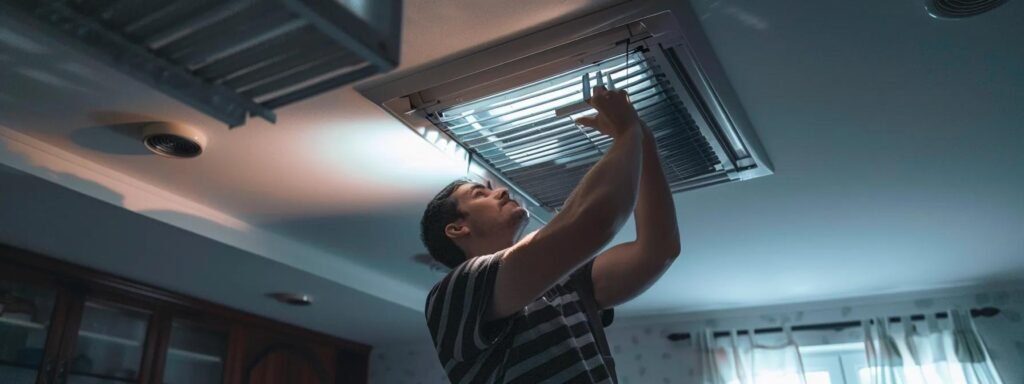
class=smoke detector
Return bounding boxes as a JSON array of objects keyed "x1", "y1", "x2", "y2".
[
  {"x1": 141, "y1": 122, "x2": 207, "y2": 159},
  {"x1": 927, "y1": 0, "x2": 1008, "y2": 18}
]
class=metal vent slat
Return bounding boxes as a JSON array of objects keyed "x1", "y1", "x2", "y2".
[
  {"x1": 454, "y1": 81, "x2": 668, "y2": 147},
  {"x1": 485, "y1": 93, "x2": 677, "y2": 170},
  {"x1": 487, "y1": 103, "x2": 688, "y2": 174},
  {"x1": 436, "y1": 52, "x2": 721, "y2": 210},
  {"x1": 214, "y1": 36, "x2": 335, "y2": 86},
  {"x1": 239, "y1": 52, "x2": 357, "y2": 97},
  {"x1": 193, "y1": 27, "x2": 321, "y2": 80},
  {"x1": 143, "y1": 2, "x2": 257, "y2": 49},
  {"x1": 178, "y1": 17, "x2": 308, "y2": 69},
  {"x1": 261, "y1": 64, "x2": 379, "y2": 109},
  {"x1": 439, "y1": 55, "x2": 644, "y2": 122},
  {"x1": 474, "y1": 101, "x2": 678, "y2": 156},
  {"x1": 444, "y1": 67, "x2": 657, "y2": 131},
  {"x1": 232, "y1": 50, "x2": 361, "y2": 92},
  {"x1": 96, "y1": 0, "x2": 168, "y2": 29},
  {"x1": 156, "y1": 2, "x2": 287, "y2": 58},
  {"x1": 125, "y1": 2, "x2": 216, "y2": 40},
  {"x1": 455, "y1": 84, "x2": 671, "y2": 149}
]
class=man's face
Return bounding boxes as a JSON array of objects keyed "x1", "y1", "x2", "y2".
[{"x1": 450, "y1": 182, "x2": 529, "y2": 239}]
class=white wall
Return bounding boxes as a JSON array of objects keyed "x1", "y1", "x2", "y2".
[{"x1": 369, "y1": 284, "x2": 1024, "y2": 383}]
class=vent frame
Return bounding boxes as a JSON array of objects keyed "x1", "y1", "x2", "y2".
[{"x1": 427, "y1": 43, "x2": 730, "y2": 210}]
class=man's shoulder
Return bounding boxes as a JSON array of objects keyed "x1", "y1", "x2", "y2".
[
  {"x1": 425, "y1": 267, "x2": 457, "y2": 305},
  {"x1": 425, "y1": 252, "x2": 504, "y2": 301}
]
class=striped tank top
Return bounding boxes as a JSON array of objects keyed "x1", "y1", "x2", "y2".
[{"x1": 425, "y1": 250, "x2": 617, "y2": 383}]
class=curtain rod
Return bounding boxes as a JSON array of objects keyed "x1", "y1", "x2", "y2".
[{"x1": 665, "y1": 307, "x2": 1000, "y2": 342}]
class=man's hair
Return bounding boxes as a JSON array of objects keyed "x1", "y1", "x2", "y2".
[{"x1": 420, "y1": 179, "x2": 472, "y2": 269}]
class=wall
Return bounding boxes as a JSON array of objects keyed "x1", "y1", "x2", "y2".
[{"x1": 368, "y1": 284, "x2": 1024, "y2": 383}]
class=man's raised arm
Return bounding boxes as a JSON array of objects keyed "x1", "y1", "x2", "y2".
[{"x1": 487, "y1": 87, "x2": 645, "y2": 320}]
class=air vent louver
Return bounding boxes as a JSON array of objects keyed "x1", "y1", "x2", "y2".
[
  {"x1": 144, "y1": 134, "x2": 203, "y2": 158},
  {"x1": 433, "y1": 52, "x2": 721, "y2": 210}
]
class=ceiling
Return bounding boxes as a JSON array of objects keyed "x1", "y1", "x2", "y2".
[{"x1": 1, "y1": 0, "x2": 1022, "y2": 346}]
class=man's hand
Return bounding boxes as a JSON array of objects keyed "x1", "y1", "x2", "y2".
[{"x1": 574, "y1": 86, "x2": 642, "y2": 139}]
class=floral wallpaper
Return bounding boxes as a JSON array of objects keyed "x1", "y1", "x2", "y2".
[{"x1": 369, "y1": 286, "x2": 1024, "y2": 384}]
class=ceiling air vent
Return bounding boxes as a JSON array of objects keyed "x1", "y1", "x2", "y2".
[
  {"x1": 433, "y1": 52, "x2": 722, "y2": 209},
  {"x1": 141, "y1": 122, "x2": 206, "y2": 158},
  {"x1": 362, "y1": 4, "x2": 772, "y2": 222},
  {"x1": 927, "y1": 0, "x2": 1008, "y2": 18},
  {"x1": 144, "y1": 134, "x2": 202, "y2": 158},
  {"x1": 1, "y1": 0, "x2": 401, "y2": 128}
]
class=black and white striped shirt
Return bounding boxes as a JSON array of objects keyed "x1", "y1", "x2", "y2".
[{"x1": 425, "y1": 250, "x2": 617, "y2": 383}]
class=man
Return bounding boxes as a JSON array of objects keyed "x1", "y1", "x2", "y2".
[{"x1": 420, "y1": 85, "x2": 680, "y2": 383}]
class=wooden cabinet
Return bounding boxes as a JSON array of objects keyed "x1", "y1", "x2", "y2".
[
  {"x1": 234, "y1": 328, "x2": 335, "y2": 384},
  {"x1": 0, "y1": 244, "x2": 369, "y2": 384}
]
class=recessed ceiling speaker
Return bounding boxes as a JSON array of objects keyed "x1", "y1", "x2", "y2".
[
  {"x1": 141, "y1": 122, "x2": 207, "y2": 159},
  {"x1": 927, "y1": 0, "x2": 1008, "y2": 18}
]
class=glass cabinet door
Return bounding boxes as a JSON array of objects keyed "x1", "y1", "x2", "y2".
[
  {"x1": 66, "y1": 301, "x2": 150, "y2": 383},
  {"x1": 161, "y1": 319, "x2": 226, "y2": 384},
  {"x1": 0, "y1": 279, "x2": 57, "y2": 384}
]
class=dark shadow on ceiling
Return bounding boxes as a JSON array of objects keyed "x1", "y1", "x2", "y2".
[
  {"x1": 67, "y1": 111, "x2": 171, "y2": 156},
  {"x1": 0, "y1": 139, "x2": 124, "y2": 205},
  {"x1": 69, "y1": 124, "x2": 150, "y2": 156},
  {"x1": 260, "y1": 208, "x2": 450, "y2": 291}
]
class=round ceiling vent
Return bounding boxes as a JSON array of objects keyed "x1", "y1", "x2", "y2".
[
  {"x1": 141, "y1": 122, "x2": 206, "y2": 158},
  {"x1": 926, "y1": 0, "x2": 1008, "y2": 18}
]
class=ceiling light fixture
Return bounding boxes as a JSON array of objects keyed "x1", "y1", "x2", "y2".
[{"x1": 267, "y1": 292, "x2": 313, "y2": 306}]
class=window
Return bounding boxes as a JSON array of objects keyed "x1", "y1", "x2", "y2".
[
  {"x1": 802, "y1": 342, "x2": 982, "y2": 384},
  {"x1": 801, "y1": 343, "x2": 869, "y2": 384},
  {"x1": 855, "y1": 359, "x2": 975, "y2": 384},
  {"x1": 726, "y1": 371, "x2": 833, "y2": 384}
]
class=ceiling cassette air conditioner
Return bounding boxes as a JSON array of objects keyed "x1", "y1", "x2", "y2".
[{"x1": 362, "y1": 2, "x2": 772, "y2": 223}]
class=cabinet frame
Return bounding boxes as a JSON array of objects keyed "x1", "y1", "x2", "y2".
[{"x1": 0, "y1": 243, "x2": 370, "y2": 384}]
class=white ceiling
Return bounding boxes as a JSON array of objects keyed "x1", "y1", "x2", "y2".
[{"x1": 1, "y1": 0, "x2": 1023, "y2": 346}]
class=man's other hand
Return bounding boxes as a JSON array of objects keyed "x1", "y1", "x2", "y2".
[{"x1": 574, "y1": 86, "x2": 642, "y2": 139}]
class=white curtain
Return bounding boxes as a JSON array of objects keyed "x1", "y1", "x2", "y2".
[
  {"x1": 698, "y1": 326, "x2": 807, "y2": 384},
  {"x1": 863, "y1": 309, "x2": 1004, "y2": 384}
]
